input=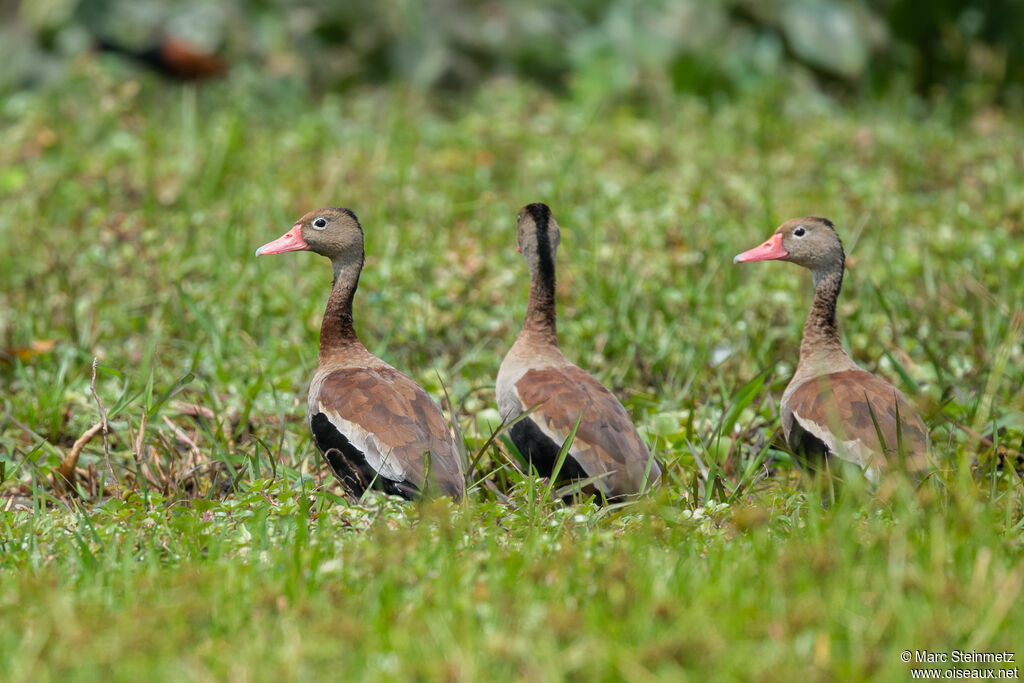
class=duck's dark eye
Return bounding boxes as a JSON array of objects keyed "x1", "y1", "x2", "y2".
[
  {"x1": 313, "y1": 217, "x2": 328, "y2": 229},
  {"x1": 794, "y1": 226, "x2": 806, "y2": 237}
]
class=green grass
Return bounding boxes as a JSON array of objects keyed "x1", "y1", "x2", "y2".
[{"x1": 1, "y1": 61, "x2": 1023, "y2": 681}]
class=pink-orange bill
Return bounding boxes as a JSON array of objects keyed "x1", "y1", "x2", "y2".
[
  {"x1": 733, "y1": 232, "x2": 787, "y2": 264},
  {"x1": 255, "y1": 225, "x2": 308, "y2": 256}
]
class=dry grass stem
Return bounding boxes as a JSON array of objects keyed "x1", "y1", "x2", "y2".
[
  {"x1": 56, "y1": 421, "x2": 104, "y2": 491},
  {"x1": 90, "y1": 357, "x2": 117, "y2": 497}
]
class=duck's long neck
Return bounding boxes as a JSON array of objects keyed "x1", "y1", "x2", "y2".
[
  {"x1": 319, "y1": 256, "x2": 366, "y2": 360},
  {"x1": 521, "y1": 250, "x2": 558, "y2": 346},
  {"x1": 799, "y1": 263, "x2": 847, "y2": 364}
]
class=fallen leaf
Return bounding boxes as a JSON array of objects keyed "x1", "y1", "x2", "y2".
[{"x1": 1, "y1": 339, "x2": 57, "y2": 364}]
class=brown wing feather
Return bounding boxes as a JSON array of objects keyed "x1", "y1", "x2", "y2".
[
  {"x1": 513, "y1": 366, "x2": 660, "y2": 496},
  {"x1": 159, "y1": 38, "x2": 227, "y2": 80},
  {"x1": 786, "y1": 369, "x2": 929, "y2": 470},
  {"x1": 314, "y1": 367, "x2": 464, "y2": 498}
]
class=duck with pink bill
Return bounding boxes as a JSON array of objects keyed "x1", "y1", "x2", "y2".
[
  {"x1": 734, "y1": 217, "x2": 930, "y2": 480},
  {"x1": 256, "y1": 208, "x2": 465, "y2": 500}
]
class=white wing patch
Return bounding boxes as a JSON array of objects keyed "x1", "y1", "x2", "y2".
[
  {"x1": 316, "y1": 403, "x2": 408, "y2": 483},
  {"x1": 507, "y1": 384, "x2": 615, "y2": 495},
  {"x1": 791, "y1": 409, "x2": 883, "y2": 480}
]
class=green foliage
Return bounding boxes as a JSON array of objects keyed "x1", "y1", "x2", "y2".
[
  {"x1": 4, "y1": 0, "x2": 1024, "y2": 105},
  {"x1": 0, "y1": 62, "x2": 1022, "y2": 678},
  {"x1": 1, "y1": 482, "x2": 1022, "y2": 679}
]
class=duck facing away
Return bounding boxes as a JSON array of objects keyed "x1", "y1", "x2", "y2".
[
  {"x1": 733, "y1": 217, "x2": 929, "y2": 478},
  {"x1": 496, "y1": 203, "x2": 661, "y2": 501},
  {"x1": 97, "y1": 35, "x2": 227, "y2": 81},
  {"x1": 256, "y1": 208, "x2": 465, "y2": 500}
]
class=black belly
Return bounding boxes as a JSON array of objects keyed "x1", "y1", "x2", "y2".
[
  {"x1": 509, "y1": 417, "x2": 589, "y2": 484},
  {"x1": 788, "y1": 421, "x2": 835, "y2": 475},
  {"x1": 310, "y1": 412, "x2": 419, "y2": 500}
]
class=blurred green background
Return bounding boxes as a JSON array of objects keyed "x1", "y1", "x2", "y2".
[{"x1": 4, "y1": 0, "x2": 1024, "y2": 105}]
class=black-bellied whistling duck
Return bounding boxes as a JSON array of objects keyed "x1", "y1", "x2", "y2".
[
  {"x1": 97, "y1": 35, "x2": 227, "y2": 81},
  {"x1": 734, "y1": 217, "x2": 930, "y2": 478},
  {"x1": 496, "y1": 203, "x2": 661, "y2": 500},
  {"x1": 256, "y1": 208, "x2": 465, "y2": 500}
]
